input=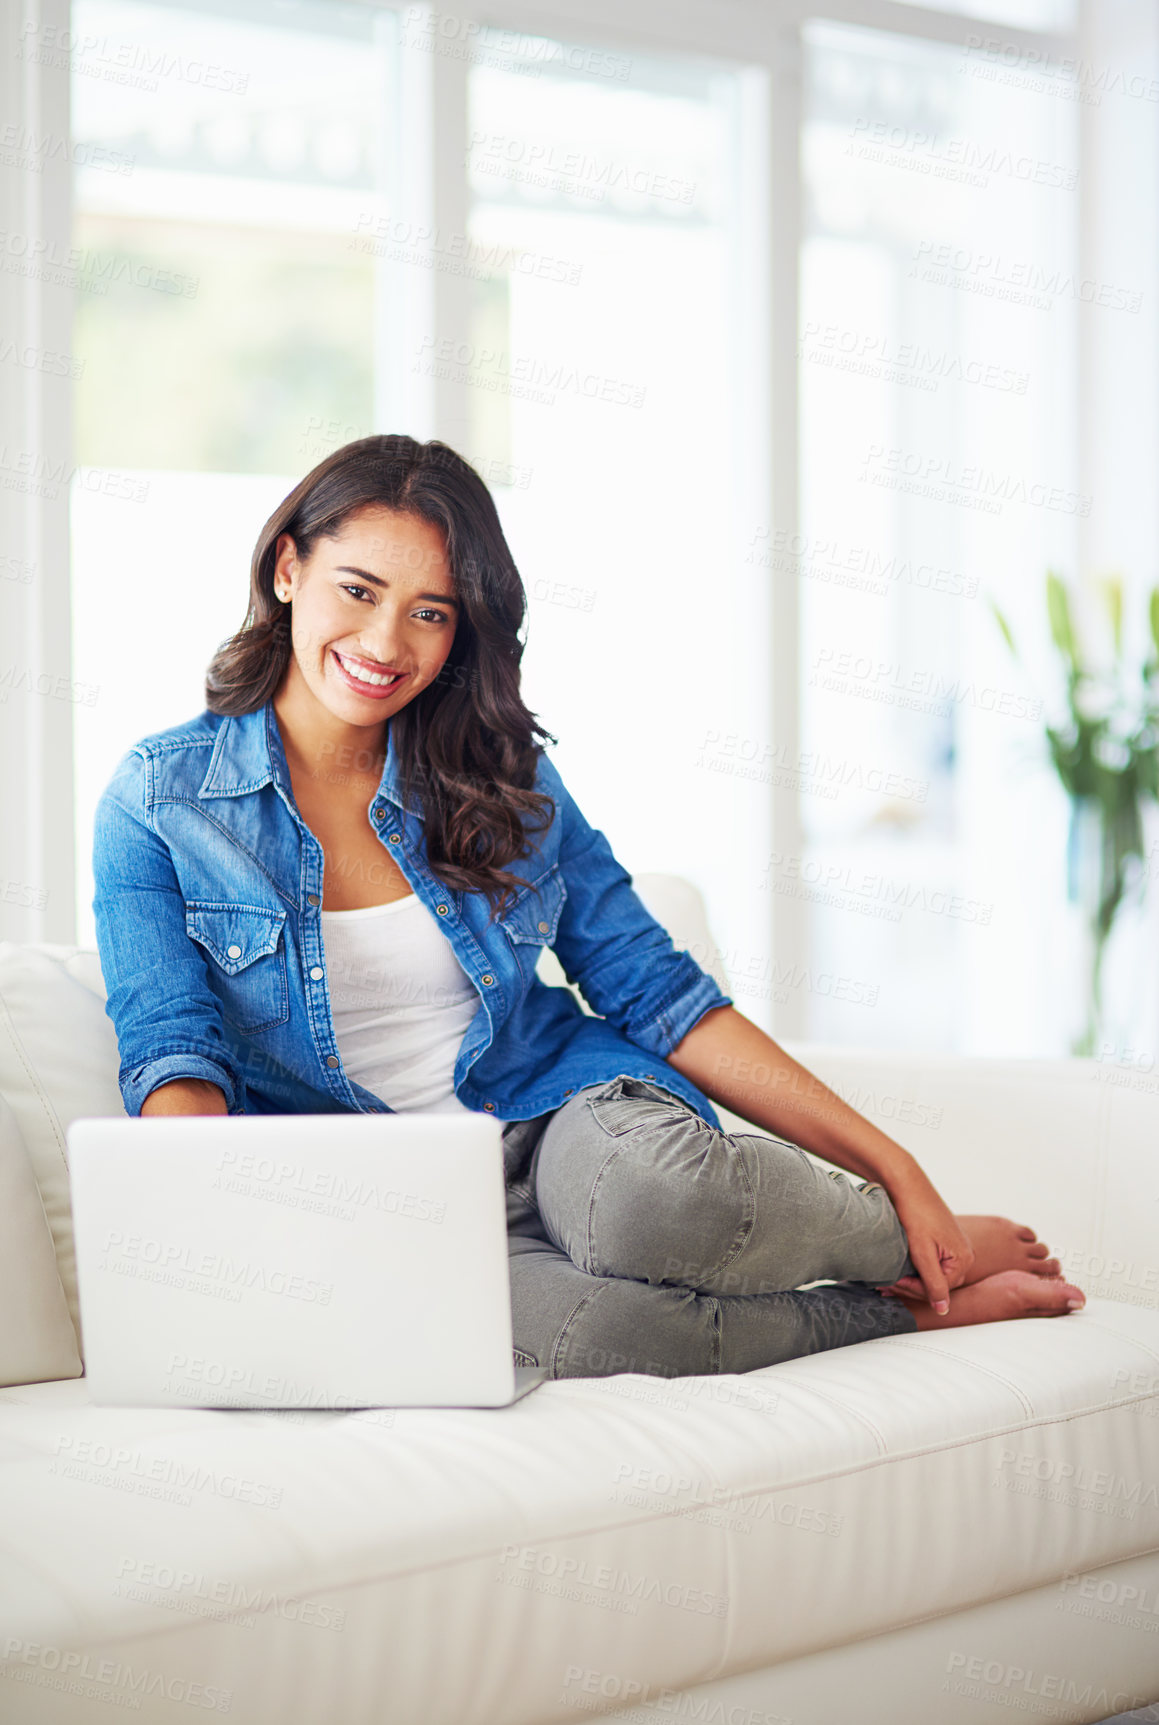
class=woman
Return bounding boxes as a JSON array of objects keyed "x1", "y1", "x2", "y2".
[{"x1": 92, "y1": 434, "x2": 1084, "y2": 1381}]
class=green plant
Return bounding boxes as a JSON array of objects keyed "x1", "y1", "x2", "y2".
[{"x1": 991, "y1": 572, "x2": 1159, "y2": 1056}]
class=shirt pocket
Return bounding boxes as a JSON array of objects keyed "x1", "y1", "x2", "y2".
[
  {"x1": 498, "y1": 863, "x2": 568, "y2": 983},
  {"x1": 185, "y1": 901, "x2": 290, "y2": 1035}
]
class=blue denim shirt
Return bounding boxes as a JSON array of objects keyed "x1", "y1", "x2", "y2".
[{"x1": 91, "y1": 701, "x2": 733, "y2": 1127}]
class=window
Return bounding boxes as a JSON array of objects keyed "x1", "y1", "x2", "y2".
[
  {"x1": 797, "y1": 20, "x2": 1079, "y2": 1053},
  {"x1": 70, "y1": 0, "x2": 394, "y2": 942}
]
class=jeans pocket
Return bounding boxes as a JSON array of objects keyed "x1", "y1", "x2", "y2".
[{"x1": 586, "y1": 1074, "x2": 691, "y2": 1139}]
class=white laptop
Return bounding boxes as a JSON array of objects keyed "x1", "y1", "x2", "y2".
[{"x1": 67, "y1": 1113, "x2": 546, "y2": 1410}]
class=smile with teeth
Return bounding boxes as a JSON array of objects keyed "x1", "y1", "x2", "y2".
[{"x1": 332, "y1": 650, "x2": 405, "y2": 690}]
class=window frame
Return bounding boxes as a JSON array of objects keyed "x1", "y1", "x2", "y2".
[{"x1": 1, "y1": 0, "x2": 1081, "y2": 1054}]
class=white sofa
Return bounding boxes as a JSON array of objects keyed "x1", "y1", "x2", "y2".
[{"x1": 1, "y1": 877, "x2": 1158, "y2": 1725}]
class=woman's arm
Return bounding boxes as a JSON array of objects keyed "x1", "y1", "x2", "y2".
[
  {"x1": 541, "y1": 755, "x2": 732, "y2": 1053},
  {"x1": 141, "y1": 1078, "x2": 228, "y2": 1117},
  {"x1": 665, "y1": 1003, "x2": 973, "y2": 1313},
  {"x1": 93, "y1": 748, "x2": 247, "y2": 1117}
]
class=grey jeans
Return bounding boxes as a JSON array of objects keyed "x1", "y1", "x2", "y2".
[{"x1": 501, "y1": 1074, "x2": 919, "y2": 1379}]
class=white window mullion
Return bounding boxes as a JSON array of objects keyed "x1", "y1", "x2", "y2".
[
  {"x1": 769, "y1": 21, "x2": 808, "y2": 1037},
  {"x1": 376, "y1": 4, "x2": 474, "y2": 447},
  {"x1": 0, "y1": 0, "x2": 75, "y2": 944}
]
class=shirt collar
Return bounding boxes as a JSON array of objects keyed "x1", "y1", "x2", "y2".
[{"x1": 196, "y1": 700, "x2": 421, "y2": 816}]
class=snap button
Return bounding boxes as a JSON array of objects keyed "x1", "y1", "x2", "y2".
[
  {"x1": 481, "y1": 974, "x2": 494, "y2": 985},
  {"x1": 307, "y1": 893, "x2": 320, "y2": 906},
  {"x1": 226, "y1": 944, "x2": 242, "y2": 959},
  {"x1": 483, "y1": 1102, "x2": 496, "y2": 1112},
  {"x1": 389, "y1": 834, "x2": 401, "y2": 844},
  {"x1": 436, "y1": 904, "x2": 449, "y2": 915},
  {"x1": 537, "y1": 920, "x2": 549, "y2": 933},
  {"x1": 326, "y1": 1055, "x2": 340, "y2": 1069},
  {"x1": 309, "y1": 966, "x2": 324, "y2": 981},
  {"x1": 372, "y1": 804, "x2": 386, "y2": 823},
  {"x1": 644, "y1": 1072, "x2": 655, "y2": 1079}
]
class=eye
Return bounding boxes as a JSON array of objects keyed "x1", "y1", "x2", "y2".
[
  {"x1": 340, "y1": 583, "x2": 374, "y2": 603},
  {"x1": 415, "y1": 607, "x2": 452, "y2": 624}
]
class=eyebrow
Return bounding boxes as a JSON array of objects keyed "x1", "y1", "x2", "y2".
[{"x1": 334, "y1": 565, "x2": 461, "y2": 609}]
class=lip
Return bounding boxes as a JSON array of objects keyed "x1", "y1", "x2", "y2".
[{"x1": 330, "y1": 649, "x2": 406, "y2": 698}]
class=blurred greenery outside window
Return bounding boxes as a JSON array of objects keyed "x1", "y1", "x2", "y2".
[{"x1": 72, "y1": 0, "x2": 389, "y2": 476}]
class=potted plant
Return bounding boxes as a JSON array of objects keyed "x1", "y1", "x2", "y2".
[{"x1": 991, "y1": 573, "x2": 1159, "y2": 1056}]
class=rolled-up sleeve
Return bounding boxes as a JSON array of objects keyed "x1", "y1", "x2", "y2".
[
  {"x1": 92, "y1": 748, "x2": 246, "y2": 1117},
  {"x1": 539, "y1": 755, "x2": 733, "y2": 1056}
]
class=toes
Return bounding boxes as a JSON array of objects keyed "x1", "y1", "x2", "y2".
[
  {"x1": 1015, "y1": 1224, "x2": 1038, "y2": 1242},
  {"x1": 1026, "y1": 1241, "x2": 1049, "y2": 1259},
  {"x1": 1035, "y1": 1257, "x2": 1061, "y2": 1277}
]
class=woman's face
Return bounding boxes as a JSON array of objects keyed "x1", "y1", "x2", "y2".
[{"x1": 274, "y1": 504, "x2": 460, "y2": 727}]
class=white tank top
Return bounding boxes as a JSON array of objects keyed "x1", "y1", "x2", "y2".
[{"x1": 318, "y1": 894, "x2": 478, "y2": 1113}]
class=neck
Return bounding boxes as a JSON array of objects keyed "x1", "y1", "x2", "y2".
[{"x1": 272, "y1": 674, "x2": 387, "y2": 786}]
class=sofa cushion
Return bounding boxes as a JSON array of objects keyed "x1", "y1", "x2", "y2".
[
  {"x1": 0, "y1": 1298, "x2": 1156, "y2": 1725},
  {"x1": 0, "y1": 1092, "x2": 81, "y2": 1387},
  {"x1": 0, "y1": 943, "x2": 125, "y2": 1345}
]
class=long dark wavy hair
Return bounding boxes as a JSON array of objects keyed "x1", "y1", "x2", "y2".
[{"x1": 205, "y1": 435, "x2": 557, "y2": 920}]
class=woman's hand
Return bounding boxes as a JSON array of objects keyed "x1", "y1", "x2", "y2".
[{"x1": 877, "y1": 1172, "x2": 976, "y2": 1313}]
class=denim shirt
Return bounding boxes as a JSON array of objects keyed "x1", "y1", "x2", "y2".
[{"x1": 91, "y1": 701, "x2": 733, "y2": 1127}]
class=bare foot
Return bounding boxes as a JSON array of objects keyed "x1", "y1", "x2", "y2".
[
  {"x1": 955, "y1": 1215, "x2": 1060, "y2": 1282},
  {"x1": 896, "y1": 1269, "x2": 1085, "y2": 1331},
  {"x1": 876, "y1": 1214, "x2": 1061, "y2": 1299}
]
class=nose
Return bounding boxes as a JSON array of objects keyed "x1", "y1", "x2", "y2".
[{"x1": 354, "y1": 604, "x2": 409, "y2": 665}]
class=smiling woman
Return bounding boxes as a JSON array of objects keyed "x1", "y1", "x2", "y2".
[{"x1": 91, "y1": 431, "x2": 1084, "y2": 1383}]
